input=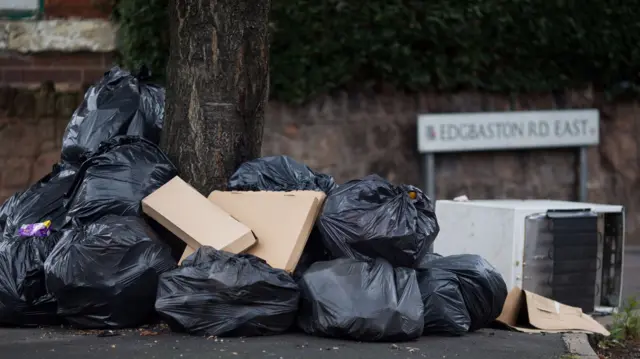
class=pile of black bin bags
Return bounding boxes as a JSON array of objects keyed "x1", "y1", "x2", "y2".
[
  {"x1": 0, "y1": 66, "x2": 177, "y2": 328},
  {"x1": 295, "y1": 175, "x2": 508, "y2": 341},
  {"x1": 0, "y1": 65, "x2": 508, "y2": 343}
]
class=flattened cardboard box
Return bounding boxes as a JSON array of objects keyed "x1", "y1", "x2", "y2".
[
  {"x1": 496, "y1": 287, "x2": 610, "y2": 336},
  {"x1": 141, "y1": 176, "x2": 257, "y2": 262},
  {"x1": 207, "y1": 190, "x2": 326, "y2": 272}
]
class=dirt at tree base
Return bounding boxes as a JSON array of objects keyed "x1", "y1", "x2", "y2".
[
  {"x1": 590, "y1": 335, "x2": 640, "y2": 359},
  {"x1": 596, "y1": 344, "x2": 640, "y2": 359}
]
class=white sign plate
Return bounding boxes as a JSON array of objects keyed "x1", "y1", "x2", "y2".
[
  {"x1": 0, "y1": 0, "x2": 39, "y2": 11},
  {"x1": 417, "y1": 109, "x2": 599, "y2": 153}
]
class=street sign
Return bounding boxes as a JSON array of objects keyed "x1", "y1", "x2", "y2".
[
  {"x1": 417, "y1": 109, "x2": 599, "y2": 153},
  {"x1": 0, "y1": 0, "x2": 39, "y2": 11}
]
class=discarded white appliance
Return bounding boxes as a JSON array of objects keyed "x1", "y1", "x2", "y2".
[{"x1": 433, "y1": 199, "x2": 624, "y2": 314}]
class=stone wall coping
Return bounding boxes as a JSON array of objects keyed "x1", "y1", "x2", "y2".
[{"x1": 0, "y1": 19, "x2": 116, "y2": 53}]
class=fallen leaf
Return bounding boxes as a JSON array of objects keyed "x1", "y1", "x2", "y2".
[{"x1": 97, "y1": 330, "x2": 119, "y2": 338}]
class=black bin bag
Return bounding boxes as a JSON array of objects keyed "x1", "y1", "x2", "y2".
[
  {"x1": 228, "y1": 155, "x2": 338, "y2": 278},
  {"x1": 317, "y1": 175, "x2": 439, "y2": 268},
  {"x1": 61, "y1": 66, "x2": 165, "y2": 165},
  {"x1": 415, "y1": 252, "x2": 443, "y2": 268},
  {"x1": 44, "y1": 215, "x2": 176, "y2": 329},
  {"x1": 64, "y1": 136, "x2": 177, "y2": 226},
  {"x1": 417, "y1": 267, "x2": 471, "y2": 336},
  {"x1": 0, "y1": 193, "x2": 19, "y2": 233},
  {"x1": 155, "y1": 247, "x2": 300, "y2": 337},
  {"x1": 297, "y1": 258, "x2": 424, "y2": 342},
  {"x1": 0, "y1": 231, "x2": 65, "y2": 326},
  {"x1": 227, "y1": 155, "x2": 337, "y2": 193},
  {"x1": 0, "y1": 163, "x2": 77, "y2": 239},
  {"x1": 419, "y1": 254, "x2": 508, "y2": 331}
]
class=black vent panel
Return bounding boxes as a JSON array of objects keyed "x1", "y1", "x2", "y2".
[{"x1": 547, "y1": 209, "x2": 598, "y2": 313}]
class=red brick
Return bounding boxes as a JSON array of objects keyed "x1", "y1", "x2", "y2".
[
  {"x1": 0, "y1": 55, "x2": 34, "y2": 67},
  {"x1": 40, "y1": 140, "x2": 58, "y2": 152},
  {"x1": 45, "y1": 0, "x2": 113, "y2": 19},
  {"x1": 45, "y1": 0, "x2": 109, "y2": 6},
  {"x1": 33, "y1": 52, "x2": 105, "y2": 68},
  {"x1": 82, "y1": 69, "x2": 108, "y2": 84},
  {"x1": 46, "y1": 8, "x2": 110, "y2": 19},
  {"x1": 31, "y1": 151, "x2": 61, "y2": 183},
  {"x1": 102, "y1": 52, "x2": 116, "y2": 67},
  {"x1": 4, "y1": 68, "x2": 83, "y2": 84},
  {"x1": 0, "y1": 121, "x2": 41, "y2": 157},
  {"x1": 55, "y1": 119, "x2": 71, "y2": 144},
  {"x1": 2, "y1": 68, "x2": 20, "y2": 83},
  {"x1": 0, "y1": 188, "x2": 23, "y2": 202},
  {"x1": 2, "y1": 157, "x2": 32, "y2": 188}
]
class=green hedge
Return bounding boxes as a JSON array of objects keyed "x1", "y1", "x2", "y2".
[
  {"x1": 112, "y1": 0, "x2": 169, "y2": 80},
  {"x1": 114, "y1": 0, "x2": 640, "y2": 103}
]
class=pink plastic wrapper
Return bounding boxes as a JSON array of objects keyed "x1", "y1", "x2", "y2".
[{"x1": 18, "y1": 220, "x2": 52, "y2": 237}]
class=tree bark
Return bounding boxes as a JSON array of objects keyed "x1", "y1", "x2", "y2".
[{"x1": 162, "y1": 0, "x2": 270, "y2": 194}]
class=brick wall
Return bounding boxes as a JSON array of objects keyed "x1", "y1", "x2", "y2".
[
  {"x1": 0, "y1": 85, "x2": 80, "y2": 199},
  {"x1": 0, "y1": 51, "x2": 114, "y2": 87},
  {"x1": 2, "y1": 85, "x2": 640, "y2": 243},
  {"x1": 44, "y1": 0, "x2": 112, "y2": 19},
  {"x1": 0, "y1": 0, "x2": 115, "y2": 88}
]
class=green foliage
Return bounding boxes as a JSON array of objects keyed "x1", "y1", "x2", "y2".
[
  {"x1": 114, "y1": 0, "x2": 640, "y2": 103},
  {"x1": 112, "y1": 0, "x2": 169, "y2": 83},
  {"x1": 595, "y1": 297, "x2": 640, "y2": 351},
  {"x1": 609, "y1": 297, "x2": 640, "y2": 342}
]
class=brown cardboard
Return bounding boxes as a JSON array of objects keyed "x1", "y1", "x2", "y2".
[
  {"x1": 207, "y1": 190, "x2": 325, "y2": 272},
  {"x1": 496, "y1": 287, "x2": 610, "y2": 335},
  {"x1": 141, "y1": 177, "x2": 257, "y2": 263}
]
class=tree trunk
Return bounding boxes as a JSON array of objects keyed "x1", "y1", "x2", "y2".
[{"x1": 161, "y1": 0, "x2": 270, "y2": 194}]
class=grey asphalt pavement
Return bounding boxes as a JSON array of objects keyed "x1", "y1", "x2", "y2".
[{"x1": 0, "y1": 327, "x2": 568, "y2": 359}]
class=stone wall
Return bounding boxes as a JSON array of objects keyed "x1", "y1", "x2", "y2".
[
  {"x1": 0, "y1": 84, "x2": 79, "y2": 199},
  {"x1": 1, "y1": 85, "x2": 639, "y2": 242},
  {"x1": 0, "y1": 18, "x2": 116, "y2": 88}
]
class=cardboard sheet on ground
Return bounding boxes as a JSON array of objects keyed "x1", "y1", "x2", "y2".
[
  {"x1": 141, "y1": 177, "x2": 257, "y2": 262},
  {"x1": 206, "y1": 191, "x2": 325, "y2": 272},
  {"x1": 496, "y1": 287, "x2": 610, "y2": 336}
]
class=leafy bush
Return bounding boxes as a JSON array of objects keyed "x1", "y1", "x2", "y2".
[
  {"x1": 112, "y1": 0, "x2": 169, "y2": 83},
  {"x1": 609, "y1": 297, "x2": 640, "y2": 342},
  {"x1": 592, "y1": 296, "x2": 640, "y2": 354},
  {"x1": 114, "y1": 0, "x2": 640, "y2": 103}
]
